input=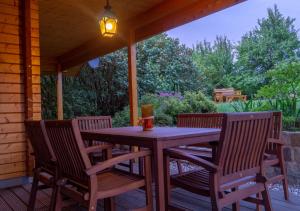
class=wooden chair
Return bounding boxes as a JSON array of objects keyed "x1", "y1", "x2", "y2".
[
  {"x1": 25, "y1": 120, "x2": 58, "y2": 211},
  {"x1": 263, "y1": 112, "x2": 289, "y2": 200},
  {"x1": 174, "y1": 113, "x2": 224, "y2": 174},
  {"x1": 164, "y1": 112, "x2": 274, "y2": 211},
  {"x1": 77, "y1": 116, "x2": 134, "y2": 173},
  {"x1": 44, "y1": 119, "x2": 153, "y2": 211},
  {"x1": 77, "y1": 116, "x2": 113, "y2": 162}
]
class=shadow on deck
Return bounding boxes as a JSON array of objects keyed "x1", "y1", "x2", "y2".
[{"x1": 0, "y1": 183, "x2": 300, "y2": 211}]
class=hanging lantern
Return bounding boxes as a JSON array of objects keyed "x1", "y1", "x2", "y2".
[{"x1": 99, "y1": 0, "x2": 118, "y2": 37}]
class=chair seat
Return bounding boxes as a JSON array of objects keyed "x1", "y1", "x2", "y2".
[
  {"x1": 96, "y1": 169, "x2": 145, "y2": 198},
  {"x1": 171, "y1": 169, "x2": 210, "y2": 196},
  {"x1": 112, "y1": 148, "x2": 131, "y2": 157},
  {"x1": 174, "y1": 147, "x2": 213, "y2": 159},
  {"x1": 263, "y1": 156, "x2": 279, "y2": 167}
]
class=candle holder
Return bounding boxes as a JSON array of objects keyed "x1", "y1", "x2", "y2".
[
  {"x1": 140, "y1": 116, "x2": 154, "y2": 131},
  {"x1": 140, "y1": 104, "x2": 154, "y2": 131}
]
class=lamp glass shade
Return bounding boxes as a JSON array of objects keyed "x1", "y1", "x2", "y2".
[{"x1": 99, "y1": 11, "x2": 117, "y2": 37}]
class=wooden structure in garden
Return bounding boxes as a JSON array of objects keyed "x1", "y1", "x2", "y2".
[
  {"x1": 0, "y1": 0, "x2": 246, "y2": 187},
  {"x1": 213, "y1": 88, "x2": 247, "y2": 103}
]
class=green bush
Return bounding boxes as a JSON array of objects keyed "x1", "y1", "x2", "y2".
[
  {"x1": 112, "y1": 106, "x2": 130, "y2": 127},
  {"x1": 113, "y1": 91, "x2": 217, "y2": 127}
]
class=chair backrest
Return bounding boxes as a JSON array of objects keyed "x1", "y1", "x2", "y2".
[
  {"x1": 217, "y1": 112, "x2": 273, "y2": 182},
  {"x1": 44, "y1": 120, "x2": 91, "y2": 186},
  {"x1": 266, "y1": 111, "x2": 282, "y2": 153},
  {"x1": 76, "y1": 116, "x2": 112, "y2": 131},
  {"x1": 177, "y1": 113, "x2": 224, "y2": 128},
  {"x1": 25, "y1": 120, "x2": 55, "y2": 170}
]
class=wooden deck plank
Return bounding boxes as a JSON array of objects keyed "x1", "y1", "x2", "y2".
[
  {"x1": 0, "y1": 188, "x2": 28, "y2": 210},
  {"x1": 0, "y1": 193, "x2": 12, "y2": 211},
  {"x1": 0, "y1": 183, "x2": 300, "y2": 210},
  {"x1": 22, "y1": 184, "x2": 51, "y2": 209}
]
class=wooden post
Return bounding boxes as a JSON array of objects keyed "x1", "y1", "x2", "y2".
[
  {"x1": 57, "y1": 64, "x2": 64, "y2": 120},
  {"x1": 23, "y1": 0, "x2": 33, "y2": 120},
  {"x1": 23, "y1": 0, "x2": 34, "y2": 177},
  {"x1": 128, "y1": 31, "x2": 138, "y2": 126}
]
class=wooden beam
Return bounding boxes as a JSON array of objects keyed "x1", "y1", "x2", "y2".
[
  {"x1": 57, "y1": 0, "x2": 198, "y2": 70},
  {"x1": 128, "y1": 31, "x2": 138, "y2": 126},
  {"x1": 23, "y1": 0, "x2": 33, "y2": 120},
  {"x1": 135, "y1": 0, "x2": 245, "y2": 42},
  {"x1": 58, "y1": 38, "x2": 125, "y2": 70},
  {"x1": 22, "y1": 0, "x2": 36, "y2": 177},
  {"x1": 56, "y1": 64, "x2": 63, "y2": 120},
  {"x1": 127, "y1": 0, "x2": 198, "y2": 30}
]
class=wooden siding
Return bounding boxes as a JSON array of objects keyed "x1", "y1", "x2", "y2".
[{"x1": 0, "y1": 0, "x2": 41, "y2": 180}]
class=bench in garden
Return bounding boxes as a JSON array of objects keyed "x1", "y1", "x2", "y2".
[{"x1": 213, "y1": 88, "x2": 247, "y2": 103}]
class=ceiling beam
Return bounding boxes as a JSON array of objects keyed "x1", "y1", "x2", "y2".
[
  {"x1": 58, "y1": 0, "x2": 198, "y2": 70},
  {"x1": 58, "y1": 0, "x2": 245, "y2": 70}
]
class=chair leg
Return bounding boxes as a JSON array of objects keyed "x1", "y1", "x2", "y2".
[
  {"x1": 144, "y1": 156, "x2": 153, "y2": 210},
  {"x1": 27, "y1": 173, "x2": 39, "y2": 211},
  {"x1": 49, "y1": 183, "x2": 59, "y2": 211},
  {"x1": 256, "y1": 193, "x2": 263, "y2": 211},
  {"x1": 209, "y1": 174, "x2": 222, "y2": 211},
  {"x1": 138, "y1": 157, "x2": 144, "y2": 176},
  {"x1": 279, "y1": 147, "x2": 289, "y2": 200},
  {"x1": 54, "y1": 186, "x2": 63, "y2": 211},
  {"x1": 232, "y1": 188, "x2": 240, "y2": 211},
  {"x1": 176, "y1": 160, "x2": 183, "y2": 175},
  {"x1": 104, "y1": 198, "x2": 115, "y2": 211},
  {"x1": 261, "y1": 188, "x2": 273, "y2": 211},
  {"x1": 163, "y1": 154, "x2": 171, "y2": 209}
]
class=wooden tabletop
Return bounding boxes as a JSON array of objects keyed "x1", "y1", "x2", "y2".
[{"x1": 82, "y1": 126, "x2": 220, "y2": 141}]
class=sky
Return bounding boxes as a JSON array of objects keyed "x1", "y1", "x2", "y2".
[{"x1": 166, "y1": 0, "x2": 300, "y2": 47}]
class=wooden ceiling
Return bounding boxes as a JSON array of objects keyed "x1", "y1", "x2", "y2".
[{"x1": 39, "y1": 0, "x2": 245, "y2": 72}]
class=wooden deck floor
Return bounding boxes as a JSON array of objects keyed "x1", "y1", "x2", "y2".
[{"x1": 0, "y1": 183, "x2": 299, "y2": 211}]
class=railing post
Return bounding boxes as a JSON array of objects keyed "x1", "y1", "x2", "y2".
[
  {"x1": 128, "y1": 31, "x2": 138, "y2": 126},
  {"x1": 57, "y1": 64, "x2": 64, "y2": 120}
]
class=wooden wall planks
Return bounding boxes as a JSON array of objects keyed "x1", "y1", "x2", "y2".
[{"x1": 0, "y1": 0, "x2": 41, "y2": 180}]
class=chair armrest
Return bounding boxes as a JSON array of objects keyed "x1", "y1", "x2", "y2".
[
  {"x1": 85, "y1": 143, "x2": 113, "y2": 154},
  {"x1": 268, "y1": 138, "x2": 285, "y2": 145},
  {"x1": 85, "y1": 149, "x2": 151, "y2": 176},
  {"x1": 165, "y1": 148, "x2": 218, "y2": 172}
]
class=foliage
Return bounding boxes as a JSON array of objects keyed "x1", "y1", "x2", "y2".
[
  {"x1": 113, "y1": 91, "x2": 217, "y2": 127},
  {"x1": 41, "y1": 75, "x2": 57, "y2": 119},
  {"x1": 235, "y1": 5, "x2": 300, "y2": 96},
  {"x1": 42, "y1": 34, "x2": 201, "y2": 119},
  {"x1": 193, "y1": 36, "x2": 235, "y2": 95},
  {"x1": 137, "y1": 34, "x2": 201, "y2": 95},
  {"x1": 256, "y1": 61, "x2": 300, "y2": 129}
]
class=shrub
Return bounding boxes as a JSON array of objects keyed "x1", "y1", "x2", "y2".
[
  {"x1": 113, "y1": 91, "x2": 217, "y2": 126},
  {"x1": 112, "y1": 106, "x2": 130, "y2": 127}
]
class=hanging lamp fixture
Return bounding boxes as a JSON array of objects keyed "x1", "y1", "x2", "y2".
[{"x1": 99, "y1": 0, "x2": 118, "y2": 37}]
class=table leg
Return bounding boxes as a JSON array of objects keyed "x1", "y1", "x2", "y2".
[{"x1": 153, "y1": 141, "x2": 166, "y2": 211}]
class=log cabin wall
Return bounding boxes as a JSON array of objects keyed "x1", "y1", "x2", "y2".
[{"x1": 0, "y1": 0, "x2": 41, "y2": 181}]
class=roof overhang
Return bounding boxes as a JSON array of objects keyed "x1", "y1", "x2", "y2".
[{"x1": 39, "y1": 0, "x2": 245, "y2": 73}]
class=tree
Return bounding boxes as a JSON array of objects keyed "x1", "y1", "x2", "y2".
[
  {"x1": 137, "y1": 34, "x2": 200, "y2": 95},
  {"x1": 257, "y1": 61, "x2": 300, "y2": 115},
  {"x1": 41, "y1": 33, "x2": 202, "y2": 119},
  {"x1": 193, "y1": 36, "x2": 235, "y2": 95},
  {"x1": 235, "y1": 5, "x2": 300, "y2": 96}
]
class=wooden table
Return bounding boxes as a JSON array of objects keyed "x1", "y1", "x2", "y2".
[{"x1": 82, "y1": 126, "x2": 220, "y2": 211}]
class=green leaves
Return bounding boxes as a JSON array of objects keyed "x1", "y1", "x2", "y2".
[{"x1": 235, "y1": 5, "x2": 300, "y2": 96}]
